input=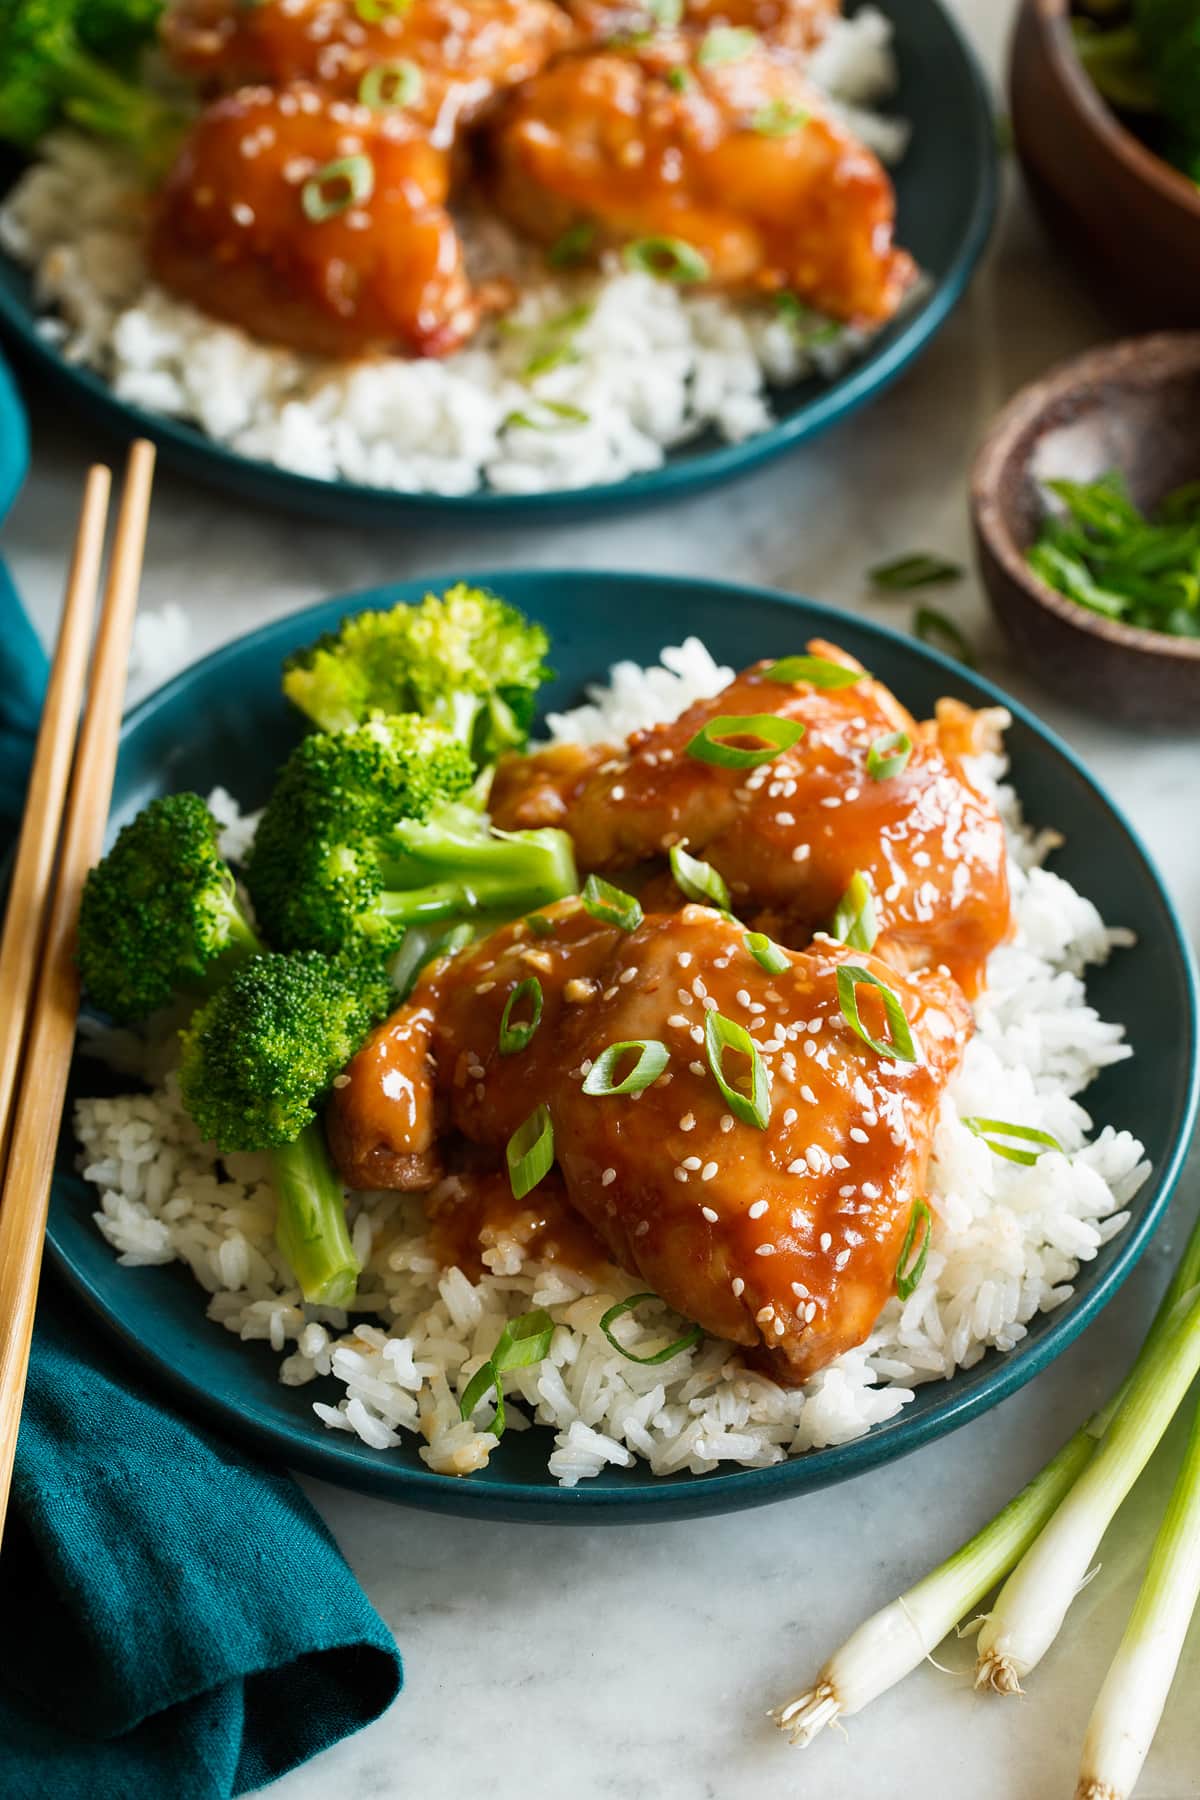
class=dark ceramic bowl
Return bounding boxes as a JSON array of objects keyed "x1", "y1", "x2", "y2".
[
  {"x1": 47, "y1": 571, "x2": 1199, "y2": 1521},
  {"x1": 971, "y1": 332, "x2": 1200, "y2": 730},
  {"x1": 1009, "y1": 0, "x2": 1200, "y2": 326}
]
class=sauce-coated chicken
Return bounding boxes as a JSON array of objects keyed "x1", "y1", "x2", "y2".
[
  {"x1": 489, "y1": 643, "x2": 1012, "y2": 996},
  {"x1": 328, "y1": 902, "x2": 972, "y2": 1383},
  {"x1": 149, "y1": 85, "x2": 482, "y2": 359},
  {"x1": 563, "y1": 0, "x2": 837, "y2": 56},
  {"x1": 162, "y1": 0, "x2": 573, "y2": 140},
  {"x1": 486, "y1": 38, "x2": 914, "y2": 324}
]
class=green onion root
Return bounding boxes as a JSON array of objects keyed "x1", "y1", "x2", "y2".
[
  {"x1": 1074, "y1": 1394, "x2": 1200, "y2": 1800},
  {"x1": 770, "y1": 1426, "x2": 1095, "y2": 1745}
]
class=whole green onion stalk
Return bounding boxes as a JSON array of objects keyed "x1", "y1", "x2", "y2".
[{"x1": 770, "y1": 1208, "x2": 1200, "y2": 1746}]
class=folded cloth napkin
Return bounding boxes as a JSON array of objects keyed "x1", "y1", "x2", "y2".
[{"x1": 0, "y1": 530, "x2": 402, "y2": 1797}]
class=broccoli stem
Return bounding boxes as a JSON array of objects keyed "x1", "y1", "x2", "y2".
[
  {"x1": 270, "y1": 1123, "x2": 360, "y2": 1309},
  {"x1": 53, "y1": 44, "x2": 186, "y2": 172},
  {"x1": 379, "y1": 820, "x2": 578, "y2": 924}
]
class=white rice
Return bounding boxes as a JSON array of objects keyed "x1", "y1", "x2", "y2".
[
  {"x1": 0, "y1": 10, "x2": 913, "y2": 498},
  {"x1": 74, "y1": 640, "x2": 1149, "y2": 1486}
]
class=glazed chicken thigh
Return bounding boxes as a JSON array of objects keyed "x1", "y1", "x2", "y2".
[
  {"x1": 487, "y1": 38, "x2": 914, "y2": 324},
  {"x1": 489, "y1": 643, "x2": 1012, "y2": 995},
  {"x1": 149, "y1": 85, "x2": 483, "y2": 358},
  {"x1": 162, "y1": 0, "x2": 573, "y2": 139},
  {"x1": 328, "y1": 902, "x2": 972, "y2": 1384}
]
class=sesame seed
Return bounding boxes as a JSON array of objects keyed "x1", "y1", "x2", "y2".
[
  {"x1": 850, "y1": 1126, "x2": 869, "y2": 1144},
  {"x1": 231, "y1": 201, "x2": 255, "y2": 226},
  {"x1": 692, "y1": 977, "x2": 708, "y2": 999},
  {"x1": 820, "y1": 796, "x2": 841, "y2": 809},
  {"x1": 331, "y1": 1073, "x2": 350, "y2": 1089},
  {"x1": 475, "y1": 981, "x2": 495, "y2": 995},
  {"x1": 701, "y1": 1161, "x2": 718, "y2": 1181},
  {"x1": 819, "y1": 1231, "x2": 832, "y2": 1251},
  {"x1": 755, "y1": 1304, "x2": 775, "y2": 1324},
  {"x1": 800, "y1": 1085, "x2": 818, "y2": 1105},
  {"x1": 682, "y1": 1156, "x2": 702, "y2": 1171},
  {"x1": 674, "y1": 1167, "x2": 689, "y2": 1183},
  {"x1": 755, "y1": 1243, "x2": 776, "y2": 1257},
  {"x1": 776, "y1": 811, "x2": 795, "y2": 826},
  {"x1": 677, "y1": 951, "x2": 693, "y2": 968},
  {"x1": 668, "y1": 1013, "x2": 689, "y2": 1029},
  {"x1": 862, "y1": 1182, "x2": 881, "y2": 1199},
  {"x1": 773, "y1": 1317, "x2": 786, "y2": 1337},
  {"x1": 838, "y1": 1184, "x2": 856, "y2": 1197},
  {"x1": 619, "y1": 966, "x2": 638, "y2": 984},
  {"x1": 701, "y1": 1205, "x2": 719, "y2": 1222},
  {"x1": 748, "y1": 1199, "x2": 768, "y2": 1219},
  {"x1": 831, "y1": 1154, "x2": 850, "y2": 1171},
  {"x1": 635, "y1": 1220, "x2": 650, "y2": 1236},
  {"x1": 787, "y1": 1158, "x2": 807, "y2": 1175},
  {"x1": 731, "y1": 1276, "x2": 745, "y2": 1297},
  {"x1": 690, "y1": 1026, "x2": 705, "y2": 1045},
  {"x1": 679, "y1": 1112, "x2": 696, "y2": 1132},
  {"x1": 564, "y1": 978, "x2": 598, "y2": 1003},
  {"x1": 791, "y1": 1281, "x2": 809, "y2": 1299},
  {"x1": 845, "y1": 787, "x2": 861, "y2": 802},
  {"x1": 835, "y1": 1249, "x2": 851, "y2": 1270},
  {"x1": 603, "y1": 986, "x2": 619, "y2": 1001},
  {"x1": 601, "y1": 1168, "x2": 616, "y2": 1186},
  {"x1": 783, "y1": 1108, "x2": 798, "y2": 1126},
  {"x1": 690, "y1": 1060, "x2": 706, "y2": 1076},
  {"x1": 805, "y1": 1300, "x2": 817, "y2": 1322},
  {"x1": 611, "y1": 785, "x2": 625, "y2": 800},
  {"x1": 720, "y1": 1113, "x2": 734, "y2": 1132},
  {"x1": 736, "y1": 988, "x2": 752, "y2": 1008}
]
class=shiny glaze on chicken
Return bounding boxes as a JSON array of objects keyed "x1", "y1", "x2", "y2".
[
  {"x1": 328, "y1": 901, "x2": 972, "y2": 1384},
  {"x1": 489, "y1": 643, "x2": 1012, "y2": 996},
  {"x1": 149, "y1": 85, "x2": 483, "y2": 359},
  {"x1": 486, "y1": 38, "x2": 914, "y2": 323},
  {"x1": 162, "y1": 0, "x2": 573, "y2": 139}
]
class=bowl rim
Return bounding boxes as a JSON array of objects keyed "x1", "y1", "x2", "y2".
[
  {"x1": 1021, "y1": 0, "x2": 1200, "y2": 222},
  {"x1": 970, "y1": 329, "x2": 1200, "y2": 666},
  {"x1": 45, "y1": 568, "x2": 1200, "y2": 1519}
]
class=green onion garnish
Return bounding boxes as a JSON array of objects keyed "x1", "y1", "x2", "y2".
[
  {"x1": 582, "y1": 1039, "x2": 670, "y2": 1096},
  {"x1": 895, "y1": 1199, "x2": 932, "y2": 1300},
  {"x1": 580, "y1": 873, "x2": 643, "y2": 932},
  {"x1": 548, "y1": 221, "x2": 596, "y2": 268},
  {"x1": 685, "y1": 713, "x2": 805, "y2": 769},
  {"x1": 600, "y1": 1294, "x2": 703, "y2": 1364},
  {"x1": 698, "y1": 24, "x2": 757, "y2": 63},
  {"x1": 866, "y1": 730, "x2": 913, "y2": 780},
  {"x1": 963, "y1": 1117, "x2": 1063, "y2": 1166},
  {"x1": 669, "y1": 844, "x2": 731, "y2": 911},
  {"x1": 498, "y1": 977, "x2": 543, "y2": 1055},
  {"x1": 392, "y1": 920, "x2": 473, "y2": 1000},
  {"x1": 502, "y1": 400, "x2": 590, "y2": 433},
  {"x1": 869, "y1": 552, "x2": 964, "y2": 591},
  {"x1": 744, "y1": 930, "x2": 790, "y2": 975},
  {"x1": 525, "y1": 911, "x2": 555, "y2": 938},
  {"x1": 835, "y1": 965, "x2": 918, "y2": 1063},
  {"x1": 519, "y1": 302, "x2": 593, "y2": 378},
  {"x1": 358, "y1": 59, "x2": 423, "y2": 110},
  {"x1": 704, "y1": 1010, "x2": 770, "y2": 1129},
  {"x1": 764, "y1": 655, "x2": 864, "y2": 689},
  {"x1": 356, "y1": 0, "x2": 413, "y2": 17},
  {"x1": 301, "y1": 154, "x2": 375, "y2": 222},
  {"x1": 829, "y1": 872, "x2": 879, "y2": 953},
  {"x1": 666, "y1": 65, "x2": 693, "y2": 91},
  {"x1": 752, "y1": 99, "x2": 809, "y2": 136},
  {"x1": 647, "y1": 0, "x2": 683, "y2": 22},
  {"x1": 459, "y1": 1307, "x2": 555, "y2": 1438},
  {"x1": 914, "y1": 606, "x2": 976, "y2": 667},
  {"x1": 623, "y1": 236, "x2": 710, "y2": 284},
  {"x1": 506, "y1": 1104, "x2": 554, "y2": 1199},
  {"x1": 774, "y1": 293, "x2": 843, "y2": 347}
]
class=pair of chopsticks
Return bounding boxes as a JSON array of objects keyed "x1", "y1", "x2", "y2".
[{"x1": 0, "y1": 440, "x2": 156, "y2": 1536}]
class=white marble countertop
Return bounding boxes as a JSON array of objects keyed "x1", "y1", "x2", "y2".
[{"x1": 4, "y1": 4, "x2": 1200, "y2": 1795}]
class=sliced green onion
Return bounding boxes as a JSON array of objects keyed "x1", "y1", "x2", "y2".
[
  {"x1": 392, "y1": 920, "x2": 473, "y2": 1000},
  {"x1": 829, "y1": 871, "x2": 878, "y2": 953},
  {"x1": 752, "y1": 99, "x2": 809, "y2": 136},
  {"x1": 698, "y1": 24, "x2": 757, "y2": 63},
  {"x1": 506, "y1": 1104, "x2": 554, "y2": 1199},
  {"x1": 623, "y1": 236, "x2": 710, "y2": 284},
  {"x1": 914, "y1": 606, "x2": 976, "y2": 668},
  {"x1": 774, "y1": 293, "x2": 842, "y2": 347},
  {"x1": 667, "y1": 65, "x2": 693, "y2": 91},
  {"x1": 525, "y1": 911, "x2": 555, "y2": 938},
  {"x1": 518, "y1": 301, "x2": 593, "y2": 378},
  {"x1": 358, "y1": 59, "x2": 423, "y2": 110},
  {"x1": 356, "y1": 0, "x2": 413, "y2": 16},
  {"x1": 895, "y1": 1199, "x2": 931, "y2": 1300},
  {"x1": 866, "y1": 730, "x2": 912, "y2": 781},
  {"x1": 459, "y1": 1307, "x2": 555, "y2": 1438},
  {"x1": 669, "y1": 844, "x2": 731, "y2": 911},
  {"x1": 548, "y1": 221, "x2": 597, "y2": 268},
  {"x1": 498, "y1": 976, "x2": 543, "y2": 1055},
  {"x1": 581, "y1": 873, "x2": 643, "y2": 932},
  {"x1": 647, "y1": 0, "x2": 683, "y2": 21},
  {"x1": 744, "y1": 931, "x2": 790, "y2": 975},
  {"x1": 301, "y1": 154, "x2": 374, "y2": 222},
  {"x1": 835, "y1": 965, "x2": 918, "y2": 1063},
  {"x1": 685, "y1": 713, "x2": 805, "y2": 769},
  {"x1": 704, "y1": 1010, "x2": 770, "y2": 1129},
  {"x1": 869, "y1": 552, "x2": 964, "y2": 590},
  {"x1": 963, "y1": 1117, "x2": 1062, "y2": 1166},
  {"x1": 600, "y1": 1293, "x2": 703, "y2": 1364},
  {"x1": 763, "y1": 655, "x2": 864, "y2": 689},
  {"x1": 502, "y1": 399, "x2": 590, "y2": 433},
  {"x1": 582, "y1": 1039, "x2": 670, "y2": 1096}
]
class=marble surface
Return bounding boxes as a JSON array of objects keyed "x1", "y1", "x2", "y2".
[{"x1": 4, "y1": 4, "x2": 1200, "y2": 1794}]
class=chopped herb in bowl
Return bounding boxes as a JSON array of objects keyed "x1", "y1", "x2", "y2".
[{"x1": 1027, "y1": 469, "x2": 1200, "y2": 639}]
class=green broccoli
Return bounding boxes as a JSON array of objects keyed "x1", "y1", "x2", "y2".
[
  {"x1": 0, "y1": 0, "x2": 184, "y2": 165},
  {"x1": 281, "y1": 584, "x2": 552, "y2": 765},
  {"x1": 77, "y1": 792, "x2": 262, "y2": 1021},
  {"x1": 179, "y1": 951, "x2": 391, "y2": 1306},
  {"x1": 1133, "y1": 0, "x2": 1200, "y2": 177},
  {"x1": 246, "y1": 714, "x2": 577, "y2": 957}
]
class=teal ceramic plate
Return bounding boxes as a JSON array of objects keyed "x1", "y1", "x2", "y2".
[
  {"x1": 0, "y1": 0, "x2": 995, "y2": 521},
  {"x1": 0, "y1": 344, "x2": 29, "y2": 520},
  {"x1": 48, "y1": 572, "x2": 1199, "y2": 1520}
]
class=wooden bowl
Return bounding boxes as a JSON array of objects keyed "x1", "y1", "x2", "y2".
[
  {"x1": 1009, "y1": 0, "x2": 1200, "y2": 325},
  {"x1": 971, "y1": 332, "x2": 1200, "y2": 731}
]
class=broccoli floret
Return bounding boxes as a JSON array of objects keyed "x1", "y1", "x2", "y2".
[
  {"x1": 282, "y1": 584, "x2": 552, "y2": 765},
  {"x1": 78, "y1": 792, "x2": 262, "y2": 1021},
  {"x1": 0, "y1": 0, "x2": 184, "y2": 165},
  {"x1": 179, "y1": 951, "x2": 391, "y2": 1306}
]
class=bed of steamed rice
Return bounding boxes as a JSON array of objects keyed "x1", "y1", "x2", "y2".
[
  {"x1": 73, "y1": 637, "x2": 1150, "y2": 1487},
  {"x1": 0, "y1": 12, "x2": 913, "y2": 498}
]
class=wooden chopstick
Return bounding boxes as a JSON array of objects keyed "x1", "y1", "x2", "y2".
[
  {"x1": 0, "y1": 466, "x2": 111, "y2": 1173},
  {"x1": 0, "y1": 440, "x2": 156, "y2": 1531}
]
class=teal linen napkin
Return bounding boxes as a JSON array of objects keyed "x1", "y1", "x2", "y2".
[{"x1": 0, "y1": 538, "x2": 402, "y2": 1795}]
